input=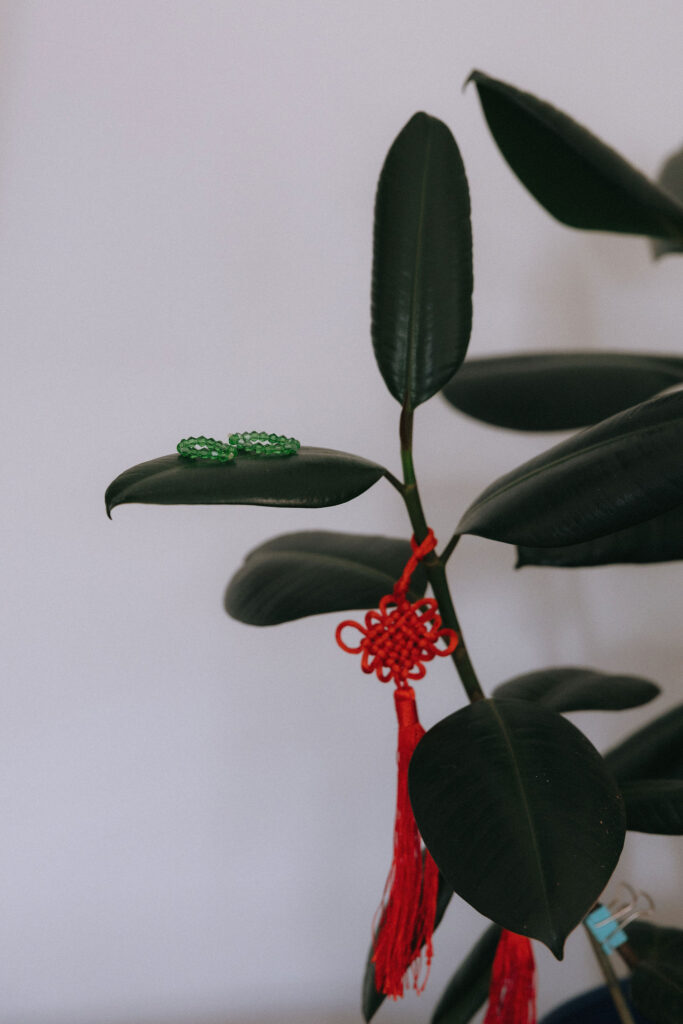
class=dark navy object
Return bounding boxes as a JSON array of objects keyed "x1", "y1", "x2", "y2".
[{"x1": 540, "y1": 982, "x2": 651, "y2": 1023}]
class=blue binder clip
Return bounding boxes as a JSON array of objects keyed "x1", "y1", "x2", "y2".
[
  {"x1": 585, "y1": 904, "x2": 628, "y2": 953},
  {"x1": 585, "y1": 884, "x2": 654, "y2": 955}
]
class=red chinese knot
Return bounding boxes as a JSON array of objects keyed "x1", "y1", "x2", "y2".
[{"x1": 335, "y1": 530, "x2": 458, "y2": 686}]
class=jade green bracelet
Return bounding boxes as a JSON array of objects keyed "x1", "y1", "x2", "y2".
[
  {"x1": 177, "y1": 431, "x2": 300, "y2": 462},
  {"x1": 177, "y1": 436, "x2": 236, "y2": 462}
]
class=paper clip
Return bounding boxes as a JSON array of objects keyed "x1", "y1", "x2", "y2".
[{"x1": 585, "y1": 884, "x2": 654, "y2": 955}]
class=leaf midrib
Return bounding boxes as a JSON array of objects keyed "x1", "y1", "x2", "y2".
[
  {"x1": 488, "y1": 700, "x2": 555, "y2": 942},
  {"x1": 403, "y1": 119, "x2": 434, "y2": 405}
]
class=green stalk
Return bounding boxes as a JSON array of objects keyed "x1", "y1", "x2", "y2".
[
  {"x1": 399, "y1": 405, "x2": 485, "y2": 704},
  {"x1": 584, "y1": 925, "x2": 637, "y2": 1024},
  {"x1": 440, "y1": 530, "x2": 460, "y2": 565}
]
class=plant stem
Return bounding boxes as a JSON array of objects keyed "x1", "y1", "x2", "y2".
[
  {"x1": 583, "y1": 925, "x2": 637, "y2": 1024},
  {"x1": 439, "y1": 530, "x2": 460, "y2": 565},
  {"x1": 382, "y1": 467, "x2": 405, "y2": 494},
  {"x1": 399, "y1": 405, "x2": 485, "y2": 704}
]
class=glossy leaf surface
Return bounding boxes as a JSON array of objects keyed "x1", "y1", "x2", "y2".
[
  {"x1": 225, "y1": 531, "x2": 426, "y2": 626},
  {"x1": 604, "y1": 705, "x2": 683, "y2": 783},
  {"x1": 408, "y1": 699, "x2": 625, "y2": 958},
  {"x1": 621, "y1": 779, "x2": 683, "y2": 834},
  {"x1": 442, "y1": 352, "x2": 683, "y2": 432},
  {"x1": 457, "y1": 390, "x2": 683, "y2": 547},
  {"x1": 493, "y1": 667, "x2": 659, "y2": 713},
  {"x1": 469, "y1": 70, "x2": 683, "y2": 241},
  {"x1": 628, "y1": 921, "x2": 683, "y2": 1024},
  {"x1": 105, "y1": 448, "x2": 386, "y2": 517},
  {"x1": 362, "y1": 872, "x2": 453, "y2": 1022},
  {"x1": 517, "y1": 503, "x2": 683, "y2": 568},
  {"x1": 372, "y1": 112, "x2": 473, "y2": 407},
  {"x1": 652, "y1": 144, "x2": 683, "y2": 257},
  {"x1": 431, "y1": 923, "x2": 501, "y2": 1024}
]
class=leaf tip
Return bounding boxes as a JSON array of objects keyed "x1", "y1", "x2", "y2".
[
  {"x1": 361, "y1": 961, "x2": 381, "y2": 1022},
  {"x1": 651, "y1": 243, "x2": 683, "y2": 260},
  {"x1": 404, "y1": 109, "x2": 429, "y2": 128},
  {"x1": 464, "y1": 68, "x2": 484, "y2": 91}
]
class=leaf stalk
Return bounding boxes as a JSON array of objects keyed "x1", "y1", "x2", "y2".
[{"x1": 400, "y1": 405, "x2": 485, "y2": 704}]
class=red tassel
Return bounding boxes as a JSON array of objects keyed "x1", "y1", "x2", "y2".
[
  {"x1": 371, "y1": 686, "x2": 439, "y2": 999},
  {"x1": 335, "y1": 530, "x2": 457, "y2": 999},
  {"x1": 484, "y1": 929, "x2": 537, "y2": 1024}
]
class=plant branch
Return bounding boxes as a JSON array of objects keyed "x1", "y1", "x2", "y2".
[
  {"x1": 399, "y1": 404, "x2": 485, "y2": 704},
  {"x1": 381, "y1": 467, "x2": 405, "y2": 494},
  {"x1": 439, "y1": 530, "x2": 461, "y2": 564},
  {"x1": 584, "y1": 925, "x2": 637, "y2": 1024}
]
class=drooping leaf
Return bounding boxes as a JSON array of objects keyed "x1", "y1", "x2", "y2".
[
  {"x1": 604, "y1": 705, "x2": 683, "y2": 784},
  {"x1": 537, "y1": 982, "x2": 647, "y2": 1023},
  {"x1": 408, "y1": 698, "x2": 625, "y2": 958},
  {"x1": 469, "y1": 70, "x2": 683, "y2": 241},
  {"x1": 517, "y1": 503, "x2": 683, "y2": 568},
  {"x1": 456, "y1": 390, "x2": 683, "y2": 547},
  {"x1": 652, "y1": 144, "x2": 683, "y2": 258},
  {"x1": 105, "y1": 448, "x2": 386, "y2": 517},
  {"x1": 431, "y1": 923, "x2": 501, "y2": 1024},
  {"x1": 627, "y1": 921, "x2": 683, "y2": 1024},
  {"x1": 441, "y1": 352, "x2": 683, "y2": 432},
  {"x1": 492, "y1": 668, "x2": 659, "y2": 713},
  {"x1": 225, "y1": 531, "x2": 426, "y2": 627},
  {"x1": 362, "y1": 871, "x2": 453, "y2": 1022},
  {"x1": 620, "y1": 779, "x2": 683, "y2": 835},
  {"x1": 372, "y1": 112, "x2": 473, "y2": 408}
]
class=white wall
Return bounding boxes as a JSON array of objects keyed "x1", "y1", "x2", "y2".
[{"x1": 1, "y1": 2, "x2": 682, "y2": 1022}]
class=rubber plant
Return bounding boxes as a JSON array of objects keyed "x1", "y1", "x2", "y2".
[{"x1": 105, "y1": 72, "x2": 683, "y2": 1024}]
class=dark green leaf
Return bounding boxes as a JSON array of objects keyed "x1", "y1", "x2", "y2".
[
  {"x1": 652, "y1": 144, "x2": 683, "y2": 258},
  {"x1": 225, "y1": 531, "x2": 426, "y2": 627},
  {"x1": 431, "y1": 924, "x2": 501, "y2": 1024},
  {"x1": 469, "y1": 70, "x2": 683, "y2": 241},
  {"x1": 442, "y1": 352, "x2": 683, "y2": 432},
  {"x1": 409, "y1": 699, "x2": 625, "y2": 958},
  {"x1": 631, "y1": 962, "x2": 683, "y2": 1024},
  {"x1": 362, "y1": 871, "x2": 453, "y2": 1022},
  {"x1": 621, "y1": 780, "x2": 683, "y2": 835},
  {"x1": 493, "y1": 668, "x2": 659, "y2": 713},
  {"x1": 604, "y1": 705, "x2": 683, "y2": 784},
  {"x1": 372, "y1": 112, "x2": 473, "y2": 408},
  {"x1": 456, "y1": 390, "x2": 683, "y2": 547},
  {"x1": 627, "y1": 920, "x2": 683, "y2": 961},
  {"x1": 628, "y1": 921, "x2": 683, "y2": 1024},
  {"x1": 517, "y1": 503, "x2": 683, "y2": 568},
  {"x1": 105, "y1": 448, "x2": 386, "y2": 517}
]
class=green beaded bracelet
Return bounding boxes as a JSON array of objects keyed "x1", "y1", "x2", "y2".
[
  {"x1": 228, "y1": 431, "x2": 301, "y2": 457},
  {"x1": 177, "y1": 431, "x2": 300, "y2": 462},
  {"x1": 176, "y1": 436, "x2": 236, "y2": 462}
]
